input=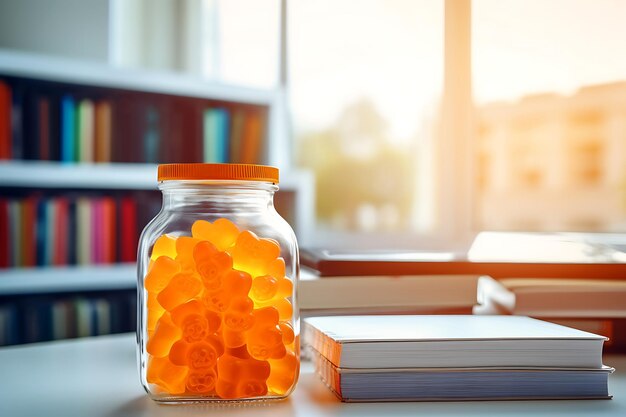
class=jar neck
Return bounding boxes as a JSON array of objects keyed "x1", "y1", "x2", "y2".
[{"x1": 159, "y1": 180, "x2": 277, "y2": 213}]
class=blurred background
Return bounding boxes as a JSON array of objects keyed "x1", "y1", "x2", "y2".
[{"x1": 2, "y1": 0, "x2": 626, "y2": 246}]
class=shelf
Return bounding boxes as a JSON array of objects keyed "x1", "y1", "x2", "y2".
[
  {"x1": 0, "y1": 48, "x2": 274, "y2": 106},
  {"x1": 0, "y1": 161, "x2": 157, "y2": 190},
  {"x1": 0, "y1": 264, "x2": 136, "y2": 295},
  {"x1": 0, "y1": 161, "x2": 307, "y2": 191}
]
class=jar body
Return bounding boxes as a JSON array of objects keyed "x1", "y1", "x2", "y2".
[{"x1": 137, "y1": 180, "x2": 299, "y2": 402}]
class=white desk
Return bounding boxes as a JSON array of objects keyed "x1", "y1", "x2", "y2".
[{"x1": 0, "y1": 334, "x2": 624, "y2": 417}]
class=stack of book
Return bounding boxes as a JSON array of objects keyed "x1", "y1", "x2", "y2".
[
  {"x1": 476, "y1": 277, "x2": 626, "y2": 352},
  {"x1": 303, "y1": 315, "x2": 613, "y2": 402}
]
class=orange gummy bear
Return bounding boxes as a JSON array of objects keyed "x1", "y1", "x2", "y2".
[
  {"x1": 144, "y1": 256, "x2": 181, "y2": 293},
  {"x1": 157, "y1": 273, "x2": 203, "y2": 311},
  {"x1": 169, "y1": 337, "x2": 224, "y2": 368},
  {"x1": 247, "y1": 307, "x2": 285, "y2": 360},
  {"x1": 191, "y1": 218, "x2": 240, "y2": 251},
  {"x1": 250, "y1": 275, "x2": 278, "y2": 303},
  {"x1": 151, "y1": 234, "x2": 177, "y2": 260},
  {"x1": 276, "y1": 277, "x2": 293, "y2": 298},
  {"x1": 278, "y1": 321, "x2": 295, "y2": 345},
  {"x1": 267, "y1": 257, "x2": 286, "y2": 279},
  {"x1": 186, "y1": 369, "x2": 218, "y2": 393},
  {"x1": 147, "y1": 355, "x2": 188, "y2": 395},
  {"x1": 231, "y1": 231, "x2": 280, "y2": 277},
  {"x1": 170, "y1": 300, "x2": 221, "y2": 342},
  {"x1": 175, "y1": 237, "x2": 202, "y2": 273},
  {"x1": 267, "y1": 350, "x2": 298, "y2": 395},
  {"x1": 193, "y1": 241, "x2": 232, "y2": 291},
  {"x1": 146, "y1": 313, "x2": 181, "y2": 358},
  {"x1": 216, "y1": 354, "x2": 270, "y2": 399}
]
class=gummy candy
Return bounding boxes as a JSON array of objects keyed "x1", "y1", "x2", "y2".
[
  {"x1": 192, "y1": 218, "x2": 240, "y2": 251},
  {"x1": 144, "y1": 218, "x2": 297, "y2": 399}
]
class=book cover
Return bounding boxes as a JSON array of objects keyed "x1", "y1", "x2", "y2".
[
  {"x1": 94, "y1": 100, "x2": 112, "y2": 162},
  {"x1": 60, "y1": 95, "x2": 76, "y2": 163},
  {"x1": 0, "y1": 80, "x2": 11, "y2": 159},
  {"x1": 203, "y1": 107, "x2": 218, "y2": 162},
  {"x1": 78, "y1": 99, "x2": 95, "y2": 163}
]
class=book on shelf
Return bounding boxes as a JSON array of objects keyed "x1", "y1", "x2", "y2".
[
  {"x1": 299, "y1": 268, "x2": 490, "y2": 316},
  {"x1": 303, "y1": 315, "x2": 612, "y2": 402},
  {"x1": 0, "y1": 75, "x2": 269, "y2": 165},
  {"x1": 0, "y1": 192, "x2": 159, "y2": 268},
  {"x1": 0, "y1": 292, "x2": 136, "y2": 346}
]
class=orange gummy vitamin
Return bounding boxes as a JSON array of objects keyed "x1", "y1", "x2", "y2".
[
  {"x1": 250, "y1": 275, "x2": 278, "y2": 302},
  {"x1": 147, "y1": 314, "x2": 181, "y2": 358},
  {"x1": 216, "y1": 354, "x2": 270, "y2": 399},
  {"x1": 170, "y1": 300, "x2": 221, "y2": 342},
  {"x1": 278, "y1": 321, "x2": 295, "y2": 345},
  {"x1": 232, "y1": 231, "x2": 280, "y2": 277},
  {"x1": 193, "y1": 241, "x2": 232, "y2": 290},
  {"x1": 186, "y1": 369, "x2": 217, "y2": 393},
  {"x1": 157, "y1": 273, "x2": 203, "y2": 311},
  {"x1": 267, "y1": 351, "x2": 298, "y2": 395},
  {"x1": 175, "y1": 237, "x2": 202, "y2": 272},
  {"x1": 192, "y1": 218, "x2": 240, "y2": 251},
  {"x1": 151, "y1": 234, "x2": 177, "y2": 260},
  {"x1": 144, "y1": 256, "x2": 181, "y2": 293}
]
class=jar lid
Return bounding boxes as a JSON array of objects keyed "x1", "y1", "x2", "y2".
[{"x1": 157, "y1": 163, "x2": 279, "y2": 183}]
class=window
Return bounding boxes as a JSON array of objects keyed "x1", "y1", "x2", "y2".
[
  {"x1": 473, "y1": 0, "x2": 626, "y2": 232},
  {"x1": 288, "y1": 0, "x2": 444, "y2": 245}
]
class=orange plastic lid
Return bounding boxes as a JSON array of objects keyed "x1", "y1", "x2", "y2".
[{"x1": 158, "y1": 163, "x2": 279, "y2": 183}]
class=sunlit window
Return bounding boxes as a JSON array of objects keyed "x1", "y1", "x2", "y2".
[
  {"x1": 473, "y1": 0, "x2": 626, "y2": 232},
  {"x1": 288, "y1": 0, "x2": 444, "y2": 238}
]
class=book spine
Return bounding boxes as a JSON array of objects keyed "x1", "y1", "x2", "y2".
[
  {"x1": 0, "y1": 80, "x2": 11, "y2": 160},
  {"x1": 60, "y1": 95, "x2": 76, "y2": 163},
  {"x1": 78, "y1": 99, "x2": 95, "y2": 163}
]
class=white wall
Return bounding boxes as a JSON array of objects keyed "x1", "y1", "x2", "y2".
[{"x1": 0, "y1": 0, "x2": 109, "y2": 62}]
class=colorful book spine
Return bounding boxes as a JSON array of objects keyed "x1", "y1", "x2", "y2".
[
  {"x1": 0, "y1": 80, "x2": 11, "y2": 159},
  {"x1": 78, "y1": 99, "x2": 95, "y2": 163},
  {"x1": 94, "y1": 100, "x2": 112, "y2": 162},
  {"x1": 0, "y1": 198, "x2": 8, "y2": 267},
  {"x1": 61, "y1": 95, "x2": 76, "y2": 163}
]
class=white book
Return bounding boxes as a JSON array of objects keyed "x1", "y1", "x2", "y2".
[
  {"x1": 299, "y1": 271, "x2": 485, "y2": 310},
  {"x1": 313, "y1": 351, "x2": 613, "y2": 402},
  {"x1": 303, "y1": 315, "x2": 606, "y2": 369}
]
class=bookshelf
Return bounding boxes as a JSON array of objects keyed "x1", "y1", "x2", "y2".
[{"x1": 0, "y1": 49, "x2": 313, "y2": 345}]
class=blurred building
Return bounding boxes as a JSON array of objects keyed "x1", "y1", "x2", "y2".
[{"x1": 477, "y1": 82, "x2": 626, "y2": 232}]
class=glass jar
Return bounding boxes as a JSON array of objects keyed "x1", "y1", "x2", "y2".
[{"x1": 137, "y1": 163, "x2": 299, "y2": 403}]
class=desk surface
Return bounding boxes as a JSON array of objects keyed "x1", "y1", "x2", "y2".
[{"x1": 0, "y1": 334, "x2": 624, "y2": 417}]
